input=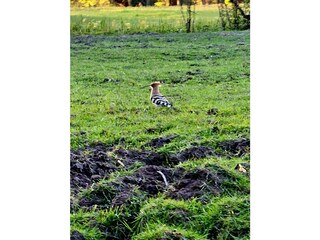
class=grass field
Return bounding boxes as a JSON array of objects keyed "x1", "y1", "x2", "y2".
[
  {"x1": 70, "y1": 5, "x2": 250, "y2": 239},
  {"x1": 71, "y1": 6, "x2": 221, "y2": 35},
  {"x1": 70, "y1": 30, "x2": 250, "y2": 239}
]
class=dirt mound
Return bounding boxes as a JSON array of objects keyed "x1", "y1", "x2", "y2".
[
  {"x1": 218, "y1": 138, "x2": 250, "y2": 157},
  {"x1": 115, "y1": 146, "x2": 216, "y2": 167},
  {"x1": 70, "y1": 231, "x2": 85, "y2": 240},
  {"x1": 77, "y1": 163, "x2": 243, "y2": 209},
  {"x1": 114, "y1": 148, "x2": 169, "y2": 166},
  {"x1": 78, "y1": 165, "x2": 172, "y2": 209},
  {"x1": 71, "y1": 144, "x2": 217, "y2": 196},
  {"x1": 71, "y1": 143, "x2": 246, "y2": 210},
  {"x1": 174, "y1": 146, "x2": 216, "y2": 162},
  {"x1": 70, "y1": 143, "x2": 118, "y2": 193},
  {"x1": 123, "y1": 165, "x2": 174, "y2": 195},
  {"x1": 168, "y1": 168, "x2": 222, "y2": 200},
  {"x1": 110, "y1": 189, "x2": 134, "y2": 207},
  {"x1": 146, "y1": 136, "x2": 177, "y2": 148}
]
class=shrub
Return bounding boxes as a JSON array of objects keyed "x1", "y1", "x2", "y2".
[{"x1": 218, "y1": 0, "x2": 250, "y2": 30}]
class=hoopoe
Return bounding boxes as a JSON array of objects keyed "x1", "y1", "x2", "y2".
[{"x1": 149, "y1": 81, "x2": 172, "y2": 108}]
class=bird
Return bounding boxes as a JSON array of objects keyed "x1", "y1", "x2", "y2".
[{"x1": 149, "y1": 81, "x2": 172, "y2": 108}]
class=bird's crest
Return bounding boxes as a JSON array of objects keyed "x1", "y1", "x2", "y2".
[{"x1": 150, "y1": 81, "x2": 162, "y2": 88}]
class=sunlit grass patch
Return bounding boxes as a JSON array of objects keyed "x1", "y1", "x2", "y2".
[
  {"x1": 70, "y1": 29, "x2": 250, "y2": 239},
  {"x1": 71, "y1": 6, "x2": 221, "y2": 35}
]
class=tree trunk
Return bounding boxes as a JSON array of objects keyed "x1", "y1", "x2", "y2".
[{"x1": 186, "y1": 3, "x2": 191, "y2": 33}]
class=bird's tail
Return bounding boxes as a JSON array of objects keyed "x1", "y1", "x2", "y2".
[{"x1": 170, "y1": 105, "x2": 180, "y2": 112}]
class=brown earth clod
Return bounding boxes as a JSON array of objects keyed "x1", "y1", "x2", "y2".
[
  {"x1": 70, "y1": 143, "x2": 117, "y2": 194},
  {"x1": 76, "y1": 162, "x2": 242, "y2": 209},
  {"x1": 71, "y1": 144, "x2": 217, "y2": 195},
  {"x1": 70, "y1": 231, "x2": 85, "y2": 240},
  {"x1": 71, "y1": 142, "x2": 247, "y2": 210},
  {"x1": 146, "y1": 135, "x2": 177, "y2": 148},
  {"x1": 167, "y1": 168, "x2": 223, "y2": 200},
  {"x1": 218, "y1": 138, "x2": 250, "y2": 157},
  {"x1": 173, "y1": 146, "x2": 216, "y2": 162},
  {"x1": 114, "y1": 148, "x2": 169, "y2": 166}
]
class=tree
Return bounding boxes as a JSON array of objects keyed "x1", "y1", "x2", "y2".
[
  {"x1": 180, "y1": 0, "x2": 196, "y2": 33},
  {"x1": 218, "y1": 0, "x2": 250, "y2": 30}
]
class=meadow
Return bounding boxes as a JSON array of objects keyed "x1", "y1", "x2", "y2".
[
  {"x1": 71, "y1": 6, "x2": 221, "y2": 35},
  {"x1": 70, "y1": 6, "x2": 250, "y2": 240}
]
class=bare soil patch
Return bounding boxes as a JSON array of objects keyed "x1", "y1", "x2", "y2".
[
  {"x1": 168, "y1": 168, "x2": 224, "y2": 200},
  {"x1": 173, "y1": 146, "x2": 216, "y2": 162},
  {"x1": 114, "y1": 145, "x2": 216, "y2": 167},
  {"x1": 70, "y1": 231, "x2": 85, "y2": 240},
  {"x1": 71, "y1": 141, "x2": 248, "y2": 210},
  {"x1": 71, "y1": 139, "x2": 248, "y2": 195},
  {"x1": 218, "y1": 138, "x2": 250, "y2": 157},
  {"x1": 123, "y1": 165, "x2": 174, "y2": 194},
  {"x1": 114, "y1": 148, "x2": 169, "y2": 166},
  {"x1": 71, "y1": 144, "x2": 220, "y2": 192},
  {"x1": 70, "y1": 143, "x2": 118, "y2": 194},
  {"x1": 146, "y1": 135, "x2": 177, "y2": 148},
  {"x1": 77, "y1": 163, "x2": 241, "y2": 210}
]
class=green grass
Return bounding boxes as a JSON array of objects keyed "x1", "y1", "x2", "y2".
[
  {"x1": 71, "y1": 31, "x2": 249, "y2": 151},
  {"x1": 134, "y1": 196, "x2": 249, "y2": 239},
  {"x1": 71, "y1": 18, "x2": 250, "y2": 239},
  {"x1": 71, "y1": 6, "x2": 222, "y2": 35}
]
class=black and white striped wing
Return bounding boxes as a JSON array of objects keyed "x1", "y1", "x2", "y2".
[{"x1": 151, "y1": 94, "x2": 172, "y2": 107}]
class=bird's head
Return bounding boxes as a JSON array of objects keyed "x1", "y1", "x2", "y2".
[{"x1": 150, "y1": 81, "x2": 162, "y2": 89}]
